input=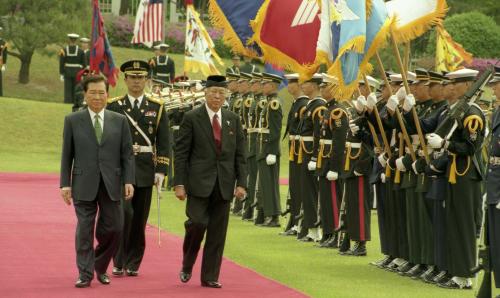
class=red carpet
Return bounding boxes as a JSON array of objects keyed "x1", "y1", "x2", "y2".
[{"x1": 0, "y1": 173, "x2": 307, "y2": 298}]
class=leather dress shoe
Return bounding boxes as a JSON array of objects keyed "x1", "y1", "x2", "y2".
[
  {"x1": 297, "y1": 236, "x2": 313, "y2": 242},
  {"x1": 75, "y1": 278, "x2": 91, "y2": 288},
  {"x1": 201, "y1": 281, "x2": 222, "y2": 288},
  {"x1": 112, "y1": 267, "x2": 124, "y2": 276},
  {"x1": 438, "y1": 278, "x2": 472, "y2": 290},
  {"x1": 279, "y1": 229, "x2": 297, "y2": 236},
  {"x1": 96, "y1": 273, "x2": 111, "y2": 285},
  {"x1": 396, "y1": 262, "x2": 414, "y2": 274},
  {"x1": 341, "y1": 242, "x2": 366, "y2": 256},
  {"x1": 126, "y1": 269, "x2": 139, "y2": 276},
  {"x1": 260, "y1": 216, "x2": 280, "y2": 227},
  {"x1": 179, "y1": 271, "x2": 192, "y2": 283}
]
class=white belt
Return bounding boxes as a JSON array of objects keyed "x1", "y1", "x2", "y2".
[
  {"x1": 289, "y1": 135, "x2": 296, "y2": 140},
  {"x1": 319, "y1": 139, "x2": 332, "y2": 145},
  {"x1": 490, "y1": 156, "x2": 500, "y2": 166},
  {"x1": 133, "y1": 145, "x2": 153, "y2": 153},
  {"x1": 259, "y1": 128, "x2": 270, "y2": 134},
  {"x1": 65, "y1": 63, "x2": 82, "y2": 68},
  {"x1": 171, "y1": 125, "x2": 180, "y2": 130},
  {"x1": 156, "y1": 73, "x2": 170, "y2": 77},
  {"x1": 346, "y1": 142, "x2": 361, "y2": 149},
  {"x1": 247, "y1": 128, "x2": 259, "y2": 133},
  {"x1": 300, "y1": 136, "x2": 314, "y2": 142}
]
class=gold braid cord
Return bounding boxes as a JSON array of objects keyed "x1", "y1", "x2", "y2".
[{"x1": 155, "y1": 156, "x2": 170, "y2": 166}]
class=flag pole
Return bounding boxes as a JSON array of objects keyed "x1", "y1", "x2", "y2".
[{"x1": 390, "y1": 30, "x2": 429, "y2": 163}]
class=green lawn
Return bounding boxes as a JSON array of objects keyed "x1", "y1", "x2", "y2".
[{"x1": 1, "y1": 96, "x2": 493, "y2": 298}]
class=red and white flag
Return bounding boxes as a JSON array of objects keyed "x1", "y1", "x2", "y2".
[{"x1": 131, "y1": 0, "x2": 164, "y2": 47}]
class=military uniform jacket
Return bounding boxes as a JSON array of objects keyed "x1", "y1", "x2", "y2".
[
  {"x1": 367, "y1": 100, "x2": 394, "y2": 184},
  {"x1": 315, "y1": 100, "x2": 348, "y2": 177},
  {"x1": 285, "y1": 95, "x2": 308, "y2": 138},
  {"x1": 247, "y1": 93, "x2": 264, "y2": 158},
  {"x1": 59, "y1": 45, "x2": 85, "y2": 77},
  {"x1": 299, "y1": 97, "x2": 327, "y2": 159},
  {"x1": 239, "y1": 92, "x2": 253, "y2": 133},
  {"x1": 257, "y1": 94, "x2": 282, "y2": 160},
  {"x1": 107, "y1": 95, "x2": 170, "y2": 187},
  {"x1": 341, "y1": 108, "x2": 373, "y2": 179},
  {"x1": 487, "y1": 107, "x2": 500, "y2": 204},
  {"x1": 149, "y1": 55, "x2": 175, "y2": 83},
  {"x1": 0, "y1": 39, "x2": 7, "y2": 65}
]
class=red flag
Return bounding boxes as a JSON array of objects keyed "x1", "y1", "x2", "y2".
[
  {"x1": 91, "y1": 0, "x2": 118, "y2": 86},
  {"x1": 252, "y1": 0, "x2": 320, "y2": 75}
]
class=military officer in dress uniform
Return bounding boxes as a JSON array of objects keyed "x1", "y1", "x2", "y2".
[
  {"x1": 80, "y1": 37, "x2": 90, "y2": 68},
  {"x1": 60, "y1": 33, "x2": 86, "y2": 111},
  {"x1": 0, "y1": 27, "x2": 8, "y2": 97},
  {"x1": 297, "y1": 73, "x2": 325, "y2": 242},
  {"x1": 149, "y1": 43, "x2": 175, "y2": 83},
  {"x1": 107, "y1": 60, "x2": 170, "y2": 277},
  {"x1": 486, "y1": 65, "x2": 500, "y2": 290},
  {"x1": 281, "y1": 73, "x2": 308, "y2": 235},
  {"x1": 256, "y1": 73, "x2": 283, "y2": 227},
  {"x1": 315, "y1": 74, "x2": 348, "y2": 248},
  {"x1": 225, "y1": 54, "x2": 241, "y2": 75}
]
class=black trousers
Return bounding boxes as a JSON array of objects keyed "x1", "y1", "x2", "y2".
[
  {"x1": 73, "y1": 179, "x2": 122, "y2": 281},
  {"x1": 243, "y1": 155, "x2": 258, "y2": 219},
  {"x1": 63, "y1": 75, "x2": 77, "y2": 107},
  {"x1": 300, "y1": 153, "x2": 319, "y2": 229},
  {"x1": 375, "y1": 182, "x2": 389, "y2": 255},
  {"x1": 318, "y1": 177, "x2": 341, "y2": 235},
  {"x1": 114, "y1": 186, "x2": 152, "y2": 271},
  {"x1": 182, "y1": 182, "x2": 230, "y2": 282}
]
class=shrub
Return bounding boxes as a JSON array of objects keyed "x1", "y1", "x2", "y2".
[{"x1": 105, "y1": 15, "x2": 135, "y2": 47}]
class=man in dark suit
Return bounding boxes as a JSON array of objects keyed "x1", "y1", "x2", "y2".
[
  {"x1": 174, "y1": 75, "x2": 247, "y2": 288},
  {"x1": 60, "y1": 75, "x2": 135, "y2": 288}
]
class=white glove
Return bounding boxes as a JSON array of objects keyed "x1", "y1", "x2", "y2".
[
  {"x1": 411, "y1": 160, "x2": 419, "y2": 175},
  {"x1": 349, "y1": 122, "x2": 360, "y2": 136},
  {"x1": 1, "y1": 65, "x2": 5, "y2": 72},
  {"x1": 496, "y1": 202, "x2": 500, "y2": 210},
  {"x1": 395, "y1": 157, "x2": 406, "y2": 172},
  {"x1": 60, "y1": 75, "x2": 64, "y2": 82},
  {"x1": 381, "y1": 173, "x2": 386, "y2": 183},
  {"x1": 386, "y1": 95, "x2": 399, "y2": 112},
  {"x1": 354, "y1": 96, "x2": 367, "y2": 113},
  {"x1": 366, "y1": 92, "x2": 378, "y2": 110},
  {"x1": 326, "y1": 171, "x2": 338, "y2": 181},
  {"x1": 396, "y1": 87, "x2": 407, "y2": 101},
  {"x1": 377, "y1": 153, "x2": 388, "y2": 167},
  {"x1": 266, "y1": 154, "x2": 277, "y2": 165},
  {"x1": 402, "y1": 94, "x2": 415, "y2": 112},
  {"x1": 154, "y1": 173, "x2": 165, "y2": 189},
  {"x1": 308, "y1": 161, "x2": 317, "y2": 171},
  {"x1": 426, "y1": 133, "x2": 444, "y2": 149},
  {"x1": 354, "y1": 170, "x2": 363, "y2": 176}
]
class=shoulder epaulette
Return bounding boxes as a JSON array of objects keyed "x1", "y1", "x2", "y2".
[
  {"x1": 312, "y1": 106, "x2": 328, "y2": 121},
  {"x1": 107, "y1": 96, "x2": 122, "y2": 104},
  {"x1": 330, "y1": 107, "x2": 347, "y2": 120},
  {"x1": 234, "y1": 98, "x2": 243, "y2": 109},
  {"x1": 244, "y1": 97, "x2": 253, "y2": 108},
  {"x1": 269, "y1": 99, "x2": 281, "y2": 110},
  {"x1": 147, "y1": 96, "x2": 164, "y2": 105}
]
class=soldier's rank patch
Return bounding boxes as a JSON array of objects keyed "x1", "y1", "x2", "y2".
[{"x1": 145, "y1": 111, "x2": 157, "y2": 117}]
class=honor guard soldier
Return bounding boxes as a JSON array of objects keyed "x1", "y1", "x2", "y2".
[
  {"x1": 226, "y1": 54, "x2": 241, "y2": 75},
  {"x1": 80, "y1": 37, "x2": 90, "y2": 68},
  {"x1": 256, "y1": 73, "x2": 283, "y2": 227},
  {"x1": 0, "y1": 27, "x2": 8, "y2": 96},
  {"x1": 486, "y1": 65, "x2": 500, "y2": 290},
  {"x1": 297, "y1": 73, "x2": 326, "y2": 241},
  {"x1": 108, "y1": 60, "x2": 170, "y2": 277},
  {"x1": 149, "y1": 43, "x2": 175, "y2": 83},
  {"x1": 238, "y1": 72, "x2": 255, "y2": 220},
  {"x1": 281, "y1": 73, "x2": 308, "y2": 235},
  {"x1": 226, "y1": 72, "x2": 241, "y2": 111},
  {"x1": 59, "y1": 33, "x2": 86, "y2": 111},
  {"x1": 404, "y1": 68, "x2": 485, "y2": 289},
  {"x1": 315, "y1": 74, "x2": 348, "y2": 247}
]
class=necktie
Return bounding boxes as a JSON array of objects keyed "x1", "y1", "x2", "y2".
[
  {"x1": 212, "y1": 113, "x2": 221, "y2": 154},
  {"x1": 133, "y1": 99, "x2": 140, "y2": 118},
  {"x1": 94, "y1": 114, "x2": 102, "y2": 144}
]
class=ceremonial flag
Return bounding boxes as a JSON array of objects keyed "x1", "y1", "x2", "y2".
[
  {"x1": 327, "y1": 0, "x2": 367, "y2": 98},
  {"x1": 314, "y1": 0, "x2": 337, "y2": 68},
  {"x1": 131, "y1": 0, "x2": 164, "y2": 47},
  {"x1": 90, "y1": 0, "x2": 118, "y2": 86},
  {"x1": 386, "y1": 0, "x2": 448, "y2": 43},
  {"x1": 184, "y1": 1, "x2": 224, "y2": 76},
  {"x1": 208, "y1": 0, "x2": 264, "y2": 56},
  {"x1": 251, "y1": 0, "x2": 321, "y2": 76},
  {"x1": 435, "y1": 25, "x2": 473, "y2": 72}
]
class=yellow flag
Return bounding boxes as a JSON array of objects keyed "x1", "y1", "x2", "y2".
[{"x1": 435, "y1": 25, "x2": 473, "y2": 72}]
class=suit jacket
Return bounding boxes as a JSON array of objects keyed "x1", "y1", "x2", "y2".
[
  {"x1": 60, "y1": 109, "x2": 135, "y2": 201},
  {"x1": 174, "y1": 105, "x2": 247, "y2": 200}
]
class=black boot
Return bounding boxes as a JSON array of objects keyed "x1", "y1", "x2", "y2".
[
  {"x1": 260, "y1": 215, "x2": 280, "y2": 227},
  {"x1": 254, "y1": 208, "x2": 265, "y2": 225},
  {"x1": 343, "y1": 241, "x2": 367, "y2": 256},
  {"x1": 338, "y1": 233, "x2": 351, "y2": 254}
]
